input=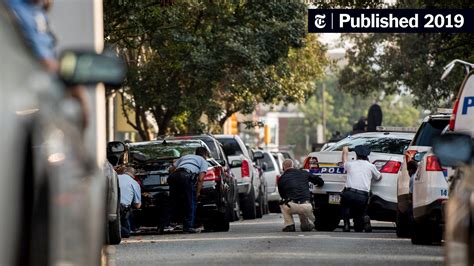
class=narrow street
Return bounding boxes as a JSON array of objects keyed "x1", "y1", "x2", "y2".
[{"x1": 110, "y1": 214, "x2": 443, "y2": 265}]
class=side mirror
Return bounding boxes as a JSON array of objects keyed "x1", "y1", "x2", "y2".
[
  {"x1": 59, "y1": 50, "x2": 126, "y2": 87},
  {"x1": 216, "y1": 159, "x2": 227, "y2": 167},
  {"x1": 230, "y1": 160, "x2": 242, "y2": 168},
  {"x1": 433, "y1": 134, "x2": 473, "y2": 167},
  {"x1": 107, "y1": 141, "x2": 126, "y2": 153},
  {"x1": 261, "y1": 162, "x2": 268, "y2": 172},
  {"x1": 253, "y1": 151, "x2": 264, "y2": 160},
  {"x1": 413, "y1": 152, "x2": 425, "y2": 162},
  {"x1": 130, "y1": 151, "x2": 147, "y2": 163}
]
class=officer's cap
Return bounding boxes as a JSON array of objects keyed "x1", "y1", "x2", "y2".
[{"x1": 354, "y1": 145, "x2": 371, "y2": 157}]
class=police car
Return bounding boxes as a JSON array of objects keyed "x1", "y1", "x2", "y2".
[
  {"x1": 395, "y1": 112, "x2": 450, "y2": 238},
  {"x1": 433, "y1": 60, "x2": 474, "y2": 264},
  {"x1": 304, "y1": 129, "x2": 414, "y2": 231}
]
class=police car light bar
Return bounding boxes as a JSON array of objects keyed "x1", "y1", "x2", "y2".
[
  {"x1": 376, "y1": 126, "x2": 417, "y2": 133},
  {"x1": 436, "y1": 108, "x2": 453, "y2": 114}
]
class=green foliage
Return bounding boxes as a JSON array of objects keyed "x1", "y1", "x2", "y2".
[
  {"x1": 314, "y1": 0, "x2": 474, "y2": 110},
  {"x1": 104, "y1": 1, "x2": 327, "y2": 138}
]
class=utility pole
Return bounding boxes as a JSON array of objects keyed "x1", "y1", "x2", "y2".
[{"x1": 321, "y1": 82, "x2": 326, "y2": 142}]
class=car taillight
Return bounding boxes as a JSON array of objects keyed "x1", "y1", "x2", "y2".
[
  {"x1": 449, "y1": 99, "x2": 460, "y2": 131},
  {"x1": 241, "y1": 160, "x2": 250, "y2": 178},
  {"x1": 426, "y1": 155, "x2": 443, "y2": 171},
  {"x1": 303, "y1": 157, "x2": 319, "y2": 171},
  {"x1": 204, "y1": 167, "x2": 222, "y2": 181},
  {"x1": 405, "y1": 150, "x2": 417, "y2": 164},
  {"x1": 379, "y1": 160, "x2": 402, "y2": 173}
]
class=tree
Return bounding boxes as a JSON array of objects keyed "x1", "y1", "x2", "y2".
[
  {"x1": 104, "y1": 1, "x2": 327, "y2": 138},
  {"x1": 314, "y1": 0, "x2": 474, "y2": 109}
]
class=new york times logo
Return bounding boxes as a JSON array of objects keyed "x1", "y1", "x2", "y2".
[
  {"x1": 314, "y1": 14, "x2": 326, "y2": 29},
  {"x1": 308, "y1": 9, "x2": 474, "y2": 33}
]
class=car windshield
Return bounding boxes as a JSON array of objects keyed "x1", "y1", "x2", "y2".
[
  {"x1": 412, "y1": 119, "x2": 449, "y2": 146},
  {"x1": 327, "y1": 137, "x2": 411, "y2": 155},
  {"x1": 129, "y1": 142, "x2": 202, "y2": 161},
  {"x1": 217, "y1": 138, "x2": 244, "y2": 156}
]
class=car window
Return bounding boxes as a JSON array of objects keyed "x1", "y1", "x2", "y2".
[
  {"x1": 217, "y1": 138, "x2": 244, "y2": 156},
  {"x1": 129, "y1": 142, "x2": 202, "y2": 160},
  {"x1": 202, "y1": 139, "x2": 220, "y2": 159},
  {"x1": 412, "y1": 119, "x2": 449, "y2": 146},
  {"x1": 328, "y1": 137, "x2": 411, "y2": 155},
  {"x1": 257, "y1": 153, "x2": 276, "y2": 172},
  {"x1": 272, "y1": 154, "x2": 283, "y2": 172}
]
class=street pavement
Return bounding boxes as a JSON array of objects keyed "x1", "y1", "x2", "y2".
[{"x1": 108, "y1": 214, "x2": 443, "y2": 265}]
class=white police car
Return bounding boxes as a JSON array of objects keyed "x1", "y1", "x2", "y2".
[{"x1": 304, "y1": 129, "x2": 414, "y2": 231}]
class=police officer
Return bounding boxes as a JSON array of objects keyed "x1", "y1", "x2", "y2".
[
  {"x1": 278, "y1": 159, "x2": 324, "y2": 232},
  {"x1": 341, "y1": 145, "x2": 381, "y2": 232},
  {"x1": 118, "y1": 167, "x2": 141, "y2": 238},
  {"x1": 168, "y1": 147, "x2": 209, "y2": 233}
]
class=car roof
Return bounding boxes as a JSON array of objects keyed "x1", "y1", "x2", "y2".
[
  {"x1": 422, "y1": 114, "x2": 451, "y2": 122},
  {"x1": 214, "y1": 134, "x2": 237, "y2": 139},
  {"x1": 129, "y1": 139, "x2": 206, "y2": 147},
  {"x1": 349, "y1": 131, "x2": 414, "y2": 140}
]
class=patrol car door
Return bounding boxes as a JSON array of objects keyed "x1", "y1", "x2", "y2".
[{"x1": 454, "y1": 71, "x2": 474, "y2": 138}]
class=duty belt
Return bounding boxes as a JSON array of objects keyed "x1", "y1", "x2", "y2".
[
  {"x1": 344, "y1": 187, "x2": 369, "y2": 196},
  {"x1": 175, "y1": 168, "x2": 195, "y2": 175}
]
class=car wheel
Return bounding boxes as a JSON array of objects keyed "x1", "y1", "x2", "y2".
[
  {"x1": 396, "y1": 209, "x2": 411, "y2": 238},
  {"x1": 241, "y1": 187, "x2": 256, "y2": 220},
  {"x1": 268, "y1": 201, "x2": 281, "y2": 213},
  {"x1": 411, "y1": 219, "x2": 441, "y2": 245},
  {"x1": 107, "y1": 218, "x2": 122, "y2": 245},
  {"x1": 205, "y1": 212, "x2": 230, "y2": 232},
  {"x1": 256, "y1": 191, "x2": 264, "y2": 218},
  {"x1": 314, "y1": 207, "x2": 340, "y2": 231},
  {"x1": 232, "y1": 195, "x2": 241, "y2": 221}
]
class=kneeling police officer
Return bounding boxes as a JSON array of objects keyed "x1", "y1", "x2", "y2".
[{"x1": 278, "y1": 159, "x2": 324, "y2": 232}]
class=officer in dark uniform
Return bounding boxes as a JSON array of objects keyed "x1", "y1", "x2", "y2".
[
  {"x1": 341, "y1": 145, "x2": 382, "y2": 232},
  {"x1": 167, "y1": 147, "x2": 209, "y2": 233}
]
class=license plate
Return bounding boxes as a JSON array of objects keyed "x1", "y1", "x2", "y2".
[{"x1": 328, "y1": 194, "x2": 341, "y2": 205}]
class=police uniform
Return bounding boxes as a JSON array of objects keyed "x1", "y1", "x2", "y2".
[
  {"x1": 278, "y1": 168, "x2": 324, "y2": 232},
  {"x1": 341, "y1": 145, "x2": 381, "y2": 232},
  {"x1": 118, "y1": 173, "x2": 141, "y2": 237},
  {"x1": 168, "y1": 154, "x2": 208, "y2": 232}
]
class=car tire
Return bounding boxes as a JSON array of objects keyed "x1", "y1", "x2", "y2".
[
  {"x1": 256, "y1": 191, "x2": 264, "y2": 218},
  {"x1": 314, "y1": 207, "x2": 340, "y2": 231},
  {"x1": 232, "y1": 195, "x2": 241, "y2": 221},
  {"x1": 411, "y1": 219, "x2": 441, "y2": 245},
  {"x1": 107, "y1": 218, "x2": 122, "y2": 245},
  {"x1": 268, "y1": 201, "x2": 281, "y2": 213},
  {"x1": 396, "y1": 209, "x2": 411, "y2": 238},
  {"x1": 205, "y1": 212, "x2": 230, "y2": 232},
  {"x1": 241, "y1": 187, "x2": 257, "y2": 220}
]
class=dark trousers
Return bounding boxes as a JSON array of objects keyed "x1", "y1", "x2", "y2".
[
  {"x1": 120, "y1": 204, "x2": 131, "y2": 237},
  {"x1": 168, "y1": 171, "x2": 196, "y2": 230},
  {"x1": 341, "y1": 189, "x2": 369, "y2": 232}
]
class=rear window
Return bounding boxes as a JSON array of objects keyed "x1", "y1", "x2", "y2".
[
  {"x1": 328, "y1": 137, "x2": 411, "y2": 155},
  {"x1": 201, "y1": 139, "x2": 220, "y2": 159},
  {"x1": 217, "y1": 138, "x2": 244, "y2": 156},
  {"x1": 257, "y1": 153, "x2": 276, "y2": 172},
  {"x1": 412, "y1": 119, "x2": 449, "y2": 146}
]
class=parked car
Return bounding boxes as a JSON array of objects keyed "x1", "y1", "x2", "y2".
[
  {"x1": 279, "y1": 150, "x2": 301, "y2": 168},
  {"x1": 433, "y1": 59, "x2": 474, "y2": 265},
  {"x1": 215, "y1": 135, "x2": 265, "y2": 219},
  {"x1": 103, "y1": 161, "x2": 122, "y2": 245},
  {"x1": 254, "y1": 150, "x2": 282, "y2": 213},
  {"x1": 396, "y1": 113, "x2": 450, "y2": 238},
  {"x1": 165, "y1": 135, "x2": 240, "y2": 221},
  {"x1": 121, "y1": 139, "x2": 232, "y2": 232},
  {"x1": 304, "y1": 130, "x2": 413, "y2": 231},
  {"x1": 0, "y1": 3, "x2": 126, "y2": 265}
]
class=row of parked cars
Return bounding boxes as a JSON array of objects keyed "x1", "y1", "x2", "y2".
[
  {"x1": 104, "y1": 134, "x2": 298, "y2": 239},
  {"x1": 304, "y1": 59, "x2": 474, "y2": 265}
]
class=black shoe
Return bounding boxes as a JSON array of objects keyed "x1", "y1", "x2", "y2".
[
  {"x1": 183, "y1": 228, "x2": 200, "y2": 234},
  {"x1": 282, "y1": 225, "x2": 296, "y2": 232},
  {"x1": 343, "y1": 223, "x2": 350, "y2": 232}
]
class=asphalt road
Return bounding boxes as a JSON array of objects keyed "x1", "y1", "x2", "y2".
[{"x1": 108, "y1": 214, "x2": 443, "y2": 266}]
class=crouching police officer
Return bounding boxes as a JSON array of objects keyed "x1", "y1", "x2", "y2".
[
  {"x1": 341, "y1": 145, "x2": 381, "y2": 232},
  {"x1": 168, "y1": 147, "x2": 209, "y2": 233},
  {"x1": 278, "y1": 159, "x2": 324, "y2": 232},
  {"x1": 118, "y1": 167, "x2": 141, "y2": 238}
]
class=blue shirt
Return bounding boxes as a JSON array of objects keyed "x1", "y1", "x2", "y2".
[
  {"x1": 7, "y1": 0, "x2": 56, "y2": 60},
  {"x1": 174, "y1": 155, "x2": 208, "y2": 174},
  {"x1": 118, "y1": 173, "x2": 141, "y2": 206}
]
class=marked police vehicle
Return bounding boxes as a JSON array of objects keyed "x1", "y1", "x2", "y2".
[
  {"x1": 395, "y1": 111, "x2": 450, "y2": 238},
  {"x1": 304, "y1": 128, "x2": 414, "y2": 231},
  {"x1": 433, "y1": 59, "x2": 474, "y2": 264}
]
